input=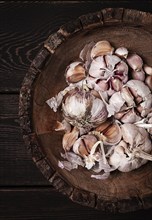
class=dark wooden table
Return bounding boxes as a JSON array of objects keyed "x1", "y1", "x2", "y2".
[{"x1": 0, "y1": 1, "x2": 152, "y2": 219}]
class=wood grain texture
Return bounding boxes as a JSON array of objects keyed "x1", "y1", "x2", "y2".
[
  {"x1": 0, "y1": 94, "x2": 49, "y2": 186},
  {"x1": 0, "y1": 1, "x2": 151, "y2": 92},
  {"x1": 0, "y1": 187, "x2": 151, "y2": 220},
  {"x1": 0, "y1": 1, "x2": 152, "y2": 219}
]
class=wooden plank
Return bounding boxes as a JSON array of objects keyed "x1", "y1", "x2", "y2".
[
  {"x1": 0, "y1": 187, "x2": 152, "y2": 220},
  {"x1": 0, "y1": 94, "x2": 49, "y2": 185},
  {"x1": 0, "y1": 2, "x2": 151, "y2": 92}
]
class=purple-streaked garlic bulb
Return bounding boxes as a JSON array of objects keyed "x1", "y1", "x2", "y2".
[
  {"x1": 62, "y1": 88, "x2": 108, "y2": 129},
  {"x1": 109, "y1": 124, "x2": 152, "y2": 172}
]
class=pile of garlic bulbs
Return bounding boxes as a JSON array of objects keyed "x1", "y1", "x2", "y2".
[{"x1": 46, "y1": 40, "x2": 152, "y2": 180}]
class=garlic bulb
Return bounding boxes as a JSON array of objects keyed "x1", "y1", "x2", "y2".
[
  {"x1": 62, "y1": 88, "x2": 108, "y2": 129},
  {"x1": 109, "y1": 126, "x2": 152, "y2": 172}
]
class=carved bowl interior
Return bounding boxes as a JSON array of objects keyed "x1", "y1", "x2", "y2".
[{"x1": 20, "y1": 8, "x2": 152, "y2": 213}]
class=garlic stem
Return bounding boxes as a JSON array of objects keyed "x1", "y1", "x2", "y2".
[
  {"x1": 99, "y1": 141, "x2": 107, "y2": 164},
  {"x1": 135, "y1": 123, "x2": 152, "y2": 128},
  {"x1": 134, "y1": 150, "x2": 152, "y2": 161},
  {"x1": 90, "y1": 141, "x2": 102, "y2": 155},
  {"x1": 134, "y1": 119, "x2": 152, "y2": 128}
]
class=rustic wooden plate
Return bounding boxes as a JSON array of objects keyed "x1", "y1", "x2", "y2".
[{"x1": 19, "y1": 8, "x2": 152, "y2": 213}]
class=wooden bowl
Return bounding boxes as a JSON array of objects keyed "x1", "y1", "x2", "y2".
[{"x1": 19, "y1": 8, "x2": 152, "y2": 213}]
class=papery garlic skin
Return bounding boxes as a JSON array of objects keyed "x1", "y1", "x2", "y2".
[
  {"x1": 65, "y1": 61, "x2": 86, "y2": 84},
  {"x1": 89, "y1": 56, "x2": 106, "y2": 78}
]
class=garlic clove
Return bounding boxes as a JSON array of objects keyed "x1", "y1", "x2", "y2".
[
  {"x1": 95, "y1": 117, "x2": 114, "y2": 133},
  {"x1": 65, "y1": 62, "x2": 86, "y2": 83},
  {"x1": 127, "y1": 54, "x2": 143, "y2": 71},
  {"x1": 126, "y1": 80, "x2": 151, "y2": 100},
  {"x1": 135, "y1": 95, "x2": 143, "y2": 104},
  {"x1": 105, "y1": 54, "x2": 121, "y2": 70},
  {"x1": 89, "y1": 56, "x2": 106, "y2": 78},
  {"x1": 111, "y1": 77, "x2": 123, "y2": 91},
  {"x1": 144, "y1": 65, "x2": 152, "y2": 75},
  {"x1": 115, "y1": 61, "x2": 128, "y2": 83},
  {"x1": 89, "y1": 97, "x2": 108, "y2": 126},
  {"x1": 139, "y1": 93, "x2": 152, "y2": 117},
  {"x1": 96, "y1": 79, "x2": 109, "y2": 91},
  {"x1": 103, "y1": 123, "x2": 122, "y2": 145},
  {"x1": 131, "y1": 69, "x2": 145, "y2": 81},
  {"x1": 82, "y1": 135, "x2": 98, "y2": 152},
  {"x1": 120, "y1": 109, "x2": 141, "y2": 124},
  {"x1": 55, "y1": 120, "x2": 71, "y2": 132},
  {"x1": 90, "y1": 40, "x2": 114, "y2": 58},
  {"x1": 107, "y1": 86, "x2": 115, "y2": 96},
  {"x1": 79, "y1": 41, "x2": 95, "y2": 61},
  {"x1": 114, "y1": 111, "x2": 126, "y2": 120},
  {"x1": 73, "y1": 134, "x2": 98, "y2": 157},
  {"x1": 121, "y1": 87, "x2": 135, "y2": 107},
  {"x1": 145, "y1": 75, "x2": 152, "y2": 90},
  {"x1": 109, "y1": 141, "x2": 129, "y2": 170},
  {"x1": 78, "y1": 140, "x2": 89, "y2": 157},
  {"x1": 115, "y1": 47, "x2": 128, "y2": 58},
  {"x1": 136, "y1": 104, "x2": 143, "y2": 114},
  {"x1": 107, "y1": 91, "x2": 125, "y2": 116},
  {"x1": 62, "y1": 127, "x2": 79, "y2": 151},
  {"x1": 90, "y1": 89, "x2": 101, "y2": 98}
]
